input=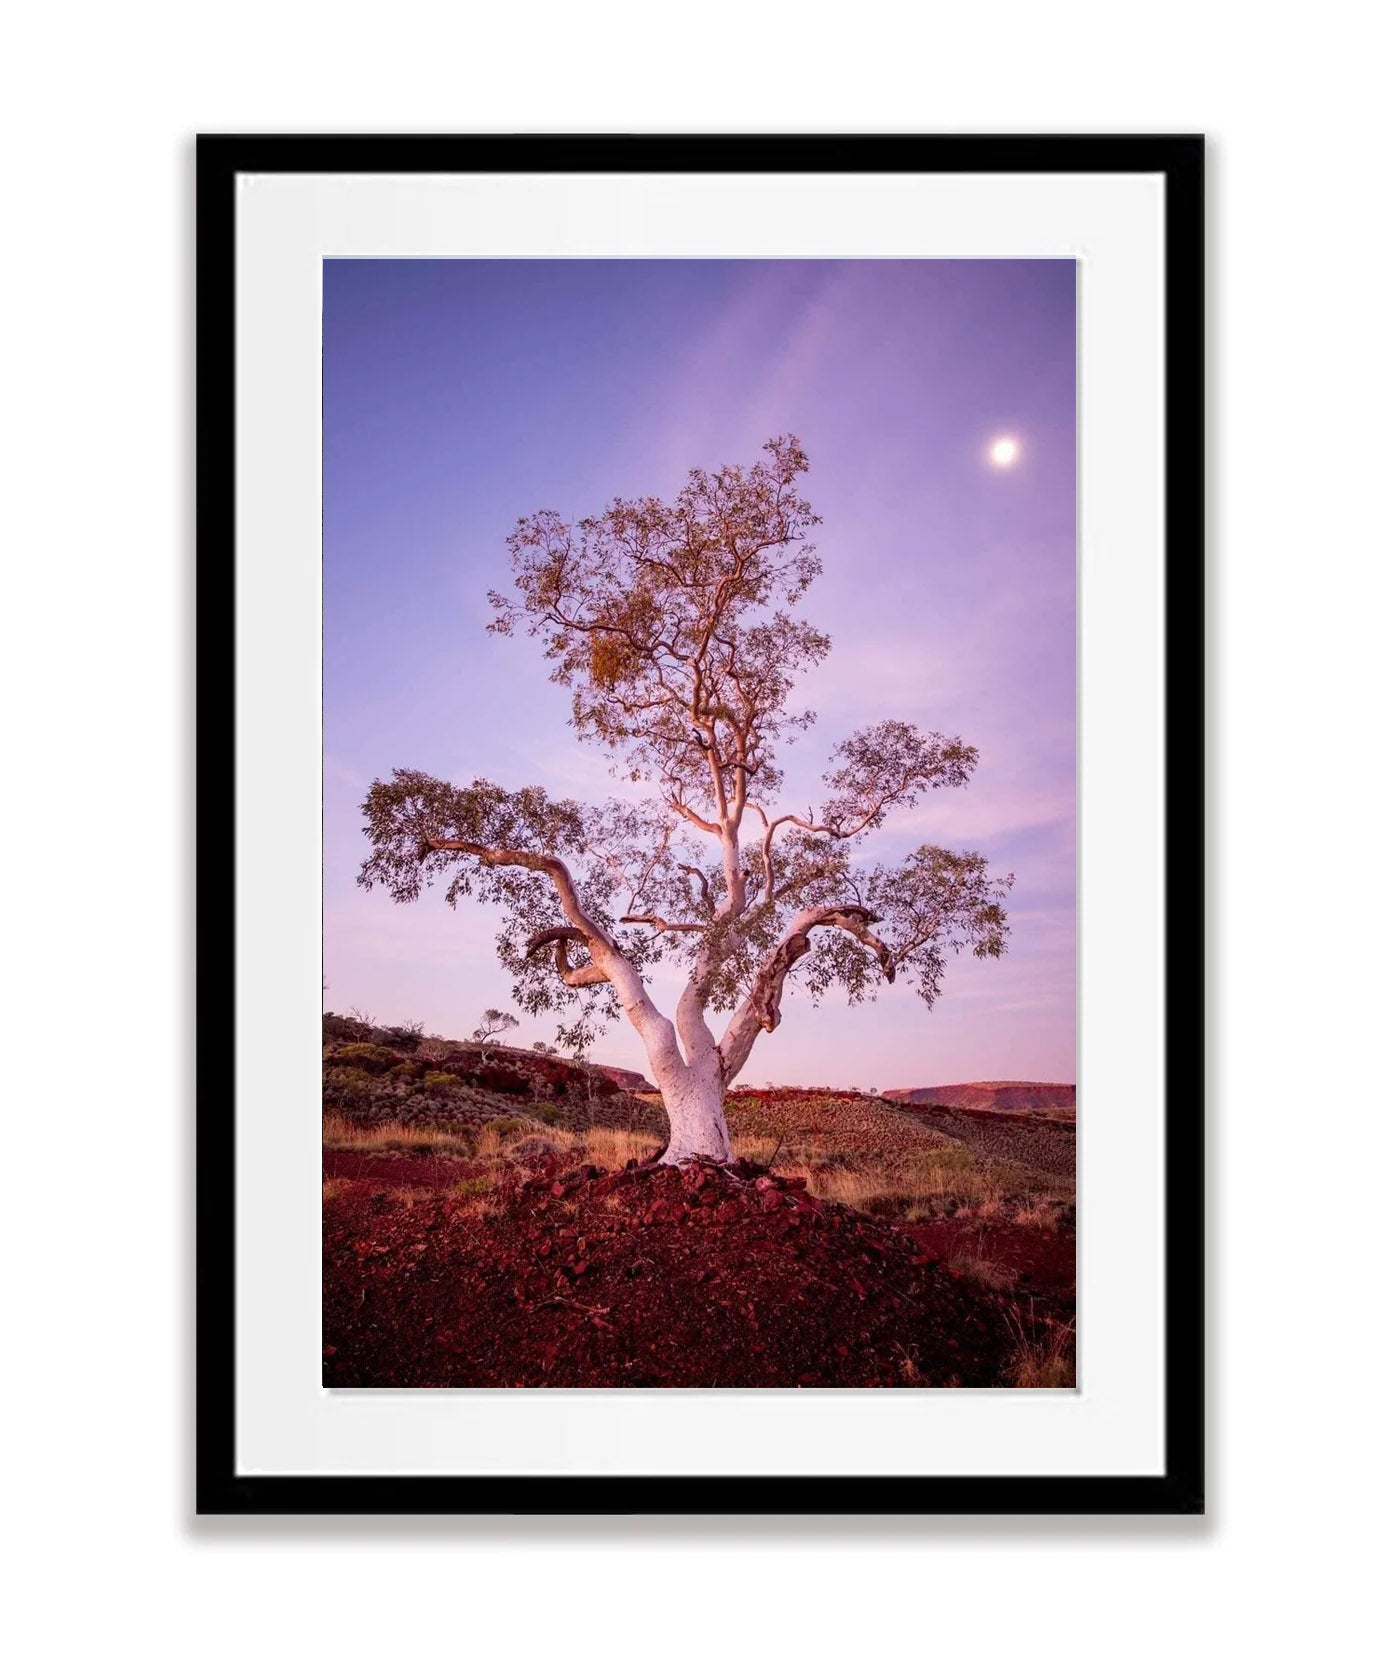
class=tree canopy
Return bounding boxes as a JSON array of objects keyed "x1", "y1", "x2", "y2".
[{"x1": 359, "y1": 437, "x2": 1011, "y2": 1100}]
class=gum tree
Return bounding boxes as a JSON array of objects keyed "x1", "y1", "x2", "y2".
[
  {"x1": 359, "y1": 438, "x2": 1011, "y2": 1164},
  {"x1": 470, "y1": 1008, "x2": 519, "y2": 1044}
]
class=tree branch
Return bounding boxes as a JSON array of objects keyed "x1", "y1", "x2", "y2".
[
  {"x1": 427, "y1": 841, "x2": 614, "y2": 986},
  {"x1": 418, "y1": 833, "x2": 687, "y2": 1070},
  {"x1": 523, "y1": 926, "x2": 612, "y2": 988},
  {"x1": 666, "y1": 797, "x2": 722, "y2": 837},
  {"x1": 717, "y1": 903, "x2": 894, "y2": 1084},
  {"x1": 423, "y1": 836, "x2": 611, "y2": 951},
  {"x1": 678, "y1": 864, "x2": 715, "y2": 915}
]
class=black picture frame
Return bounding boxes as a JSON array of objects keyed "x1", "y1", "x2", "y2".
[{"x1": 196, "y1": 133, "x2": 1204, "y2": 1517}]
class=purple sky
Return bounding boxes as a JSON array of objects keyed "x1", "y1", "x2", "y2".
[{"x1": 323, "y1": 259, "x2": 1076, "y2": 1087}]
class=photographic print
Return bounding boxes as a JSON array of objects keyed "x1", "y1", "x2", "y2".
[{"x1": 321, "y1": 257, "x2": 1078, "y2": 1391}]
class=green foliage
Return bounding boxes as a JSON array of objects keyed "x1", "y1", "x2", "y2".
[
  {"x1": 324, "y1": 1066, "x2": 375, "y2": 1100},
  {"x1": 333, "y1": 1042, "x2": 407, "y2": 1074},
  {"x1": 821, "y1": 721, "x2": 979, "y2": 836},
  {"x1": 423, "y1": 1069, "x2": 461, "y2": 1090}
]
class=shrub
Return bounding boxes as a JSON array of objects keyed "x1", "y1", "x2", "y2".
[
  {"x1": 426, "y1": 1045, "x2": 621, "y2": 1103},
  {"x1": 323, "y1": 1061, "x2": 483, "y2": 1126},
  {"x1": 401, "y1": 1092, "x2": 481, "y2": 1125},
  {"x1": 423, "y1": 1069, "x2": 462, "y2": 1090},
  {"x1": 507, "y1": 1135, "x2": 566, "y2": 1162},
  {"x1": 475, "y1": 1115, "x2": 546, "y2": 1160},
  {"x1": 324, "y1": 1066, "x2": 375, "y2": 1101},
  {"x1": 333, "y1": 1042, "x2": 406, "y2": 1074}
]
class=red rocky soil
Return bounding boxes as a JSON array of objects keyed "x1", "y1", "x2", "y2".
[
  {"x1": 322, "y1": 1149, "x2": 474, "y2": 1189},
  {"x1": 323, "y1": 1160, "x2": 1019, "y2": 1388},
  {"x1": 908, "y1": 1219, "x2": 1076, "y2": 1298}
]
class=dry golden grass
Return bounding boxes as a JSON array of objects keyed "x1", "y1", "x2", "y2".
[
  {"x1": 956, "y1": 1254, "x2": 1018, "y2": 1291},
  {"x1": 805, "y1": 1146, "x2": 976, "y2": 1211},
  {"x1": 325, "y1": 1110, "x2": 658, "y2": 1178},
  {"x1": 384, "y1": 1185, "x2": 439, "y2": 1208},
  {"x1": 472, "y1": 1119, "x2": 521, "y2": 1159},
  {"x1": 788, "y1": 1141, "x2": 1072, "y2": 1224},
  {"x1": 476, "y1": 1115, "x2": 592, "y2": 1164},
  {"x1": 323, "y1": 1114, "x2": 475, "y2": 1156},
  {"x1": 481, "y1": 1120, "x2": 659, "y2": 1173},
  {"x1": 578, "y1": 1126, "x2": 660, "y2": 1171},
  {"x1": 729, "y1": 1126, "x2": 784, "y2": 1166},
  {"x1": 1005, "y1": 1309, "x2": 1076, "y2": 1388},
  {"x1": 1013, "y1": 1200, "x2": 1066, "y2": 1228},
  {"x1": 947, "y1": 1233, "x2": 1019, "y2": 1292}
]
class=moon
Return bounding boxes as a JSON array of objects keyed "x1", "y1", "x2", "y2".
[{"x1": 989, "y1": 435, "x2": 1020, "y2": 468}]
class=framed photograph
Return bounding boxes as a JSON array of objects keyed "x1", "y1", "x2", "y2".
[{"x1": 197, "y1": 134, "x2": 1203, "y2": 1515}]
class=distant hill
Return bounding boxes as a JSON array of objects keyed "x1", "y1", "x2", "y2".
[
  {"x1": 594, "y1": 1062, "x2": 656, "y2": 1093},
  {"x1": 883, "y1": 1081, "x2": 1075, "y2": 1115},
  {"x1": 322, "y1": 1012, "x2": 657, "y2": 1095}
]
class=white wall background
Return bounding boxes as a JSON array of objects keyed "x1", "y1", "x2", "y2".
[{"x1": 4, "y1": 5, "x2": 1395, "y2": 1677}]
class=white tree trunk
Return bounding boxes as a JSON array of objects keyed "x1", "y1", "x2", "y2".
[
  {"x1": 581, "y1": 939, "x2": 735, "y2": 1166},
  {"x1": 654, "y1": 1052, "x2": 734, "y2": 1166}
]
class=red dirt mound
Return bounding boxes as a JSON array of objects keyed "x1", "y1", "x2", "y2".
[
  {"x1": 908, "y1": 1219, "x2": 1077, "y2": 1297},
  {"x1": 323, "y1": 1160, "x2": 1017, "y2": 1388}
]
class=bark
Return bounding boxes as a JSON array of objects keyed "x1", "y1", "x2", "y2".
[
  {"x1": 718, "y1": 903, "x2": 893, "y2": 1087},
  {"x1": 654, "y1": 1043, "x2": 733, "y2": 1166}
]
